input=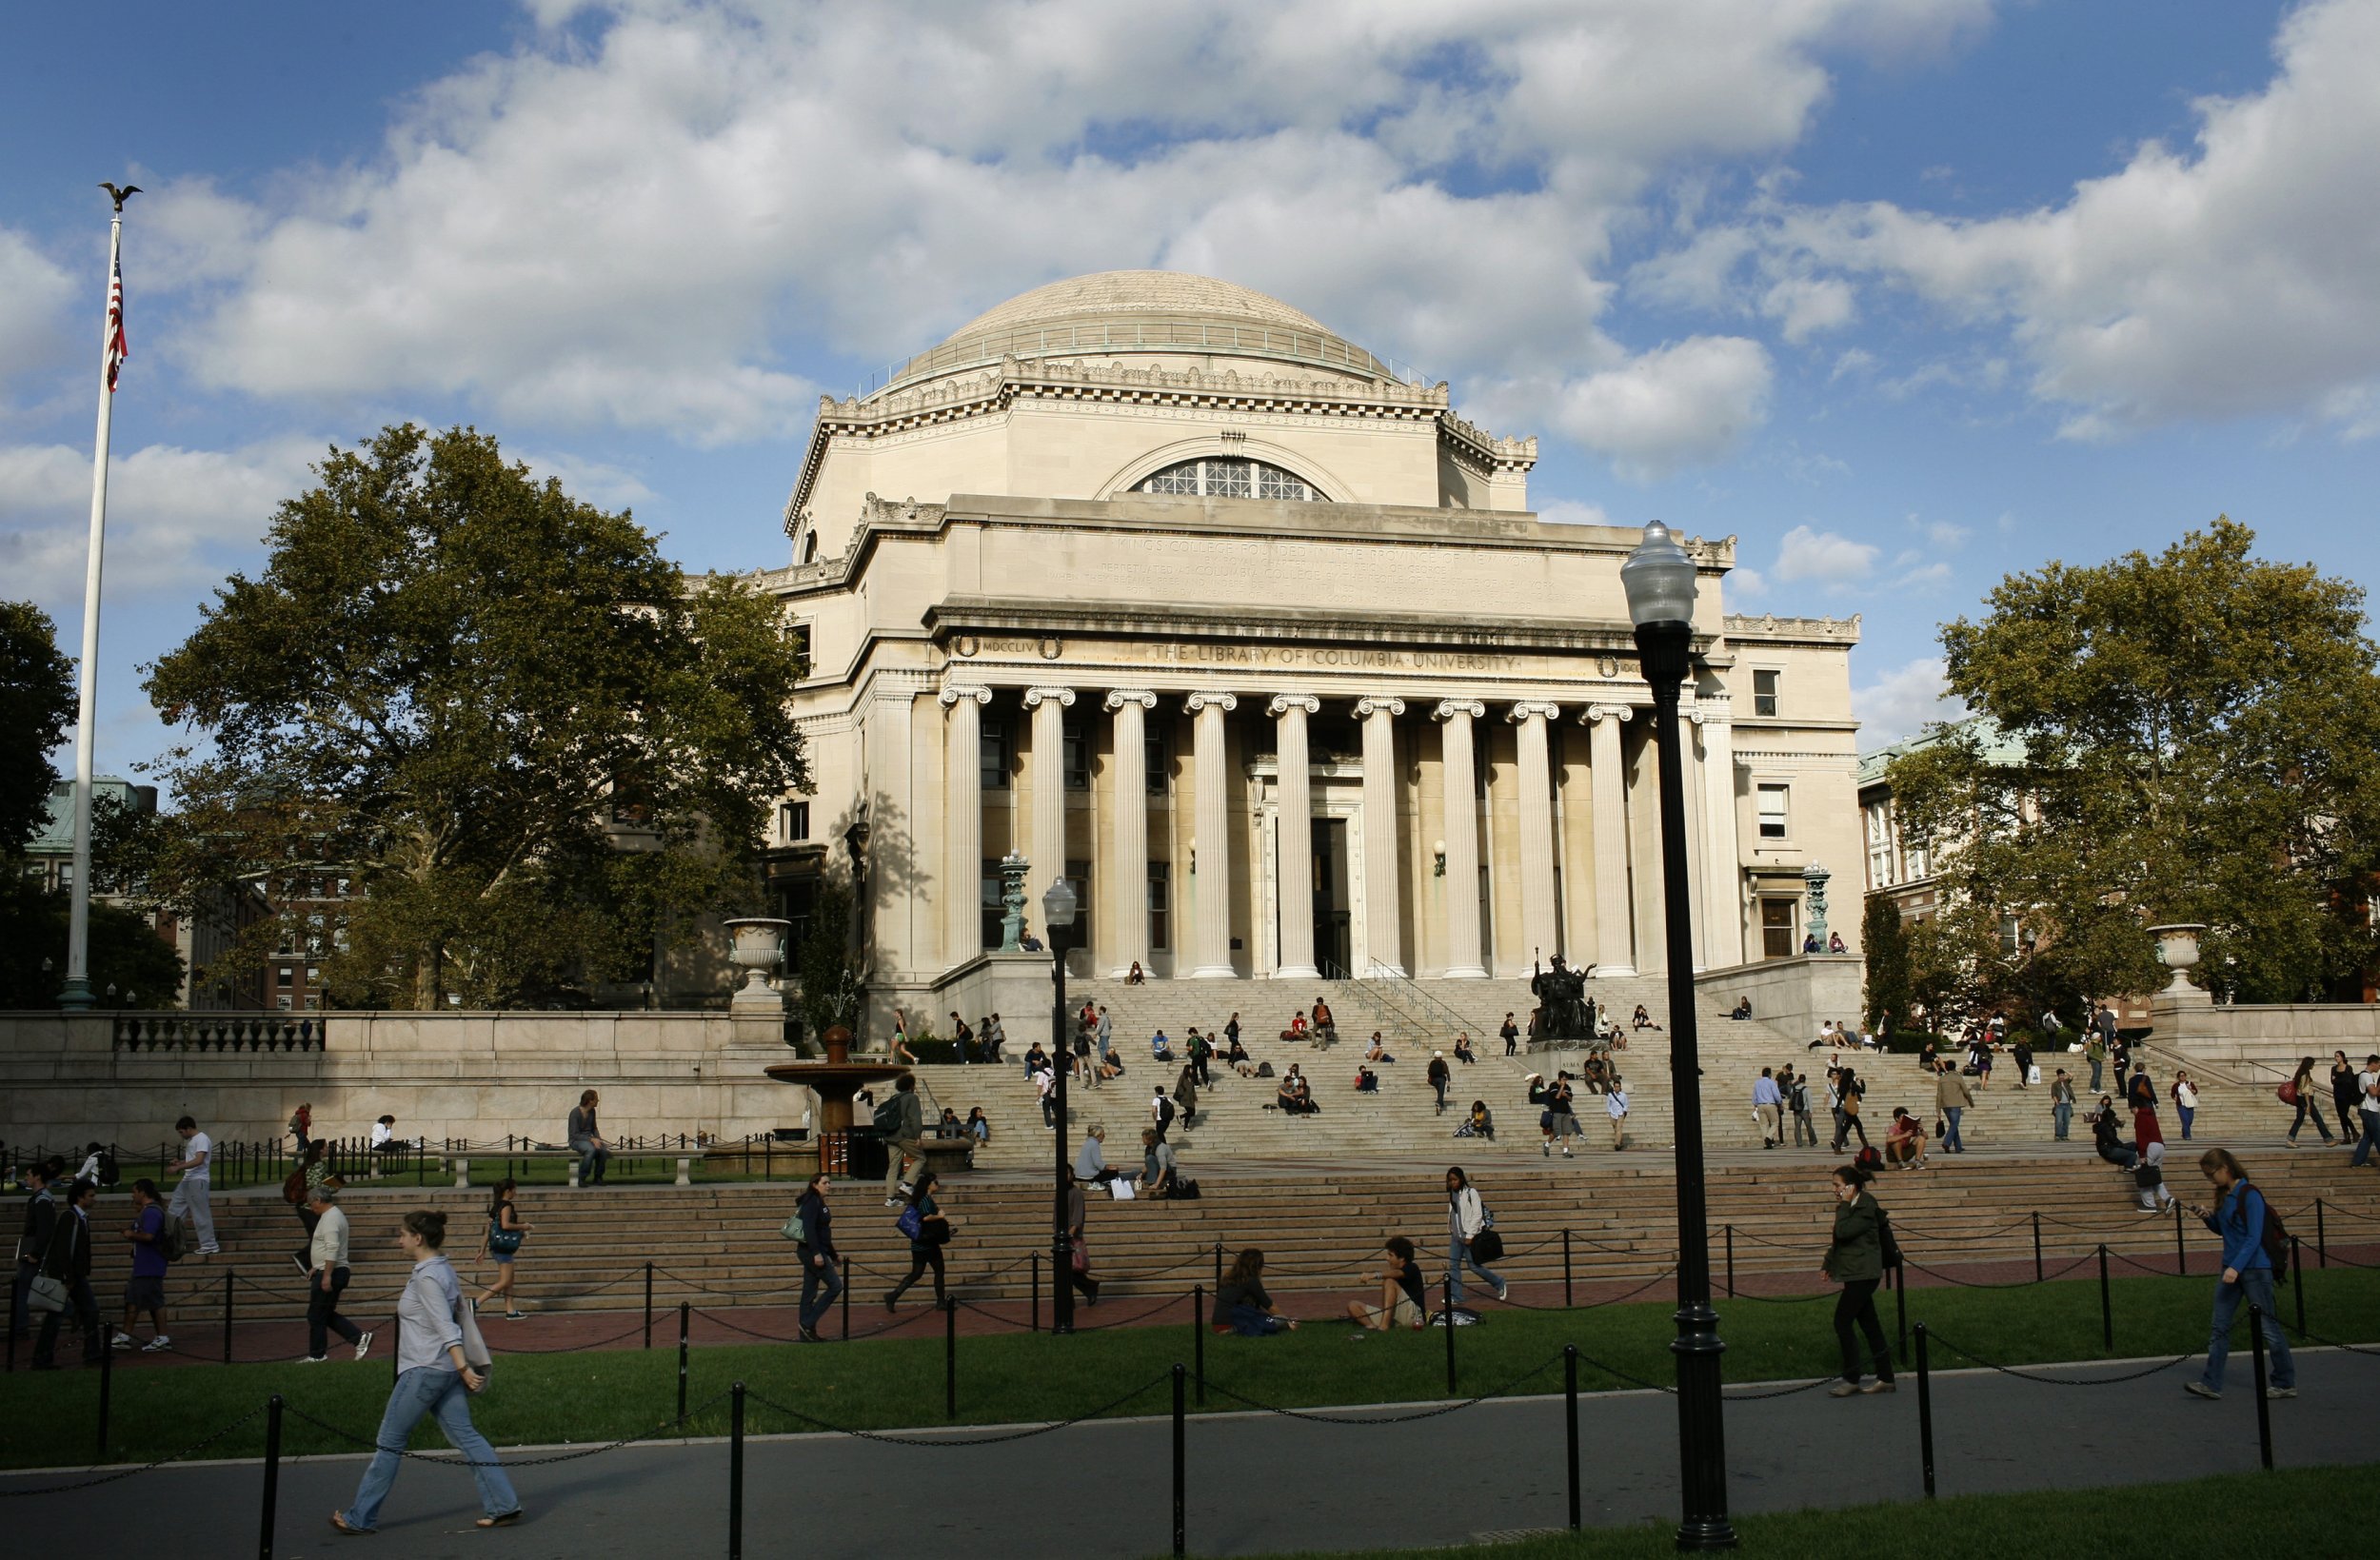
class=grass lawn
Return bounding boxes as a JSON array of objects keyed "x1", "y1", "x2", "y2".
[
  {"x1": 1245, "y1": 1464, "x2": 2370, "y2": 1559},
  {"x1": 1, "y1": 1265, "x2": 2372, "y2": 1473}
]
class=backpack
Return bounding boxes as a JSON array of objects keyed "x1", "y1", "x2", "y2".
[
  {"x1": 94, "y1": 1151, "x2": 119, "y2": 1187},
  {"x1": 281, "y1": 1168, "x2": 307, "y2": 1205},
  {"x1": 871, "y1": 1096, "x2": 906, "y2": 1135},
  {"x1": 1876, "y1": 1207, "x2": 1903, "y2": 1270},
  {"x1": 1853, "y1": 1145, "x2": 1884, "y2": 1175},
  {"x1": 156, "y1": 1212, "x2": 188, "y2": 1263},
  {"x1": 2251, "y1": 1187, "x2": 2291, "y2": 1284}
]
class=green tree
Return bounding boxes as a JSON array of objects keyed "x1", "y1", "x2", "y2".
[
  {"x1": 138, "y1": 425, "x2": 809, "y2": 1008},
  {"x1": 0, "y1": 874, "x2": 184, "y2": 1009},
  {"x1": 1860, "y1": 892, "x2": 1911, "y2": 1030},
  {"x1": 792, "y1": 877, "x2": 864, "y2": 1049},
  {"x1": 1891, "y1": 518, "x2": 2380, "y2": 1005},
  {"x1": 0, "y1": 600, "x2": 76, "y2": 855}
]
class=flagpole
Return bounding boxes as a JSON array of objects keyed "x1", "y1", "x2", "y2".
[{"x1": 60, "y1": 193, "x2": 130, "y2": 1010}]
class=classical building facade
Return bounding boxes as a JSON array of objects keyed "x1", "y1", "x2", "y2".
[{"x1": 752, "y1": 272, "x2": 1862, "y2": 1003}]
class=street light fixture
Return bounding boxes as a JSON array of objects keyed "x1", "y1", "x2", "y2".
[
  {"x1": 1041, "y1": 873, "x2": 1081, "y2": 1334},
  {"x1": 1621, "y1": 520, "x2": 1736, "y2": 1551}
]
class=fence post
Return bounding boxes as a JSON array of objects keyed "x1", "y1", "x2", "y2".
[
  {"x1": 1171, "y1": 1363, "x2": 1187, "y2": 1560},
  {"x1": 2174, "y1": 1202, "x2": 2187, "y2": 1276},
  {"x1": 1191, "y1": 1285, "x2": 1205, "y2": 1407},
  {"x1": 1914, "y1": 1325, "x2": 1934, "y2": 1499},
  {"x1": 2032, "y1": 1211, "x2": 2043, "y2": 1283},
  {"x1": 259, "y1": 1392, "x2": 284, "y2": 1559},
  {"x1": 2315, "y1": 1198, "x2": 2327, "y2": 1268},
  {"x1": 1894, "y1": 1262, "x2": 1908, "y2": 1368},
  {"x1": 1030, "y1": 1251, "x2": 1041, "y2": 1334},
  {"x1": 2092, "y1": 1241, "x2": 2112, "y2": 1350},
  {"x1": 1442, "y1": 1274, "x2": 1457, "y2": 1394},
  {"x1": 2249, "y1": 1304, "x2": 2273, "y2": 1471},
  {"x1": 841, "y1": 1268, "x2": 850, "y2": 1341},
  {"x1": 729, "y1": 1381, "x2": 746, "y2": 1560},
  {"x1": 645, "y1": 1262, "x2": 654, "y2": 1350},
  {"x1": 223, "y1": 1269, "x2": 235, "y2": 1364},
  {"x1": 1213, "y1": 1239, "x2": 1222, "y2": 1299},
  {"x1": 96, "y1": 1302, "x2": 114, "y2": 1458},
  {"x1": 2291, "y1": 1237, "x2": 2306, "y2": 1337},
  {"x1": 1562, "y1": 1228, "x2": 1574, "y2": 1308},
  {"x1": 1723, "y1": 1224, "x2": 1735, "y2": 1299},
  {"x1": 677, "y1": 1301, "x2": 690, "y2": 1422},
  {"x1": 1563, "y1": 1344, "x2": 1581, "y2": 1530}
]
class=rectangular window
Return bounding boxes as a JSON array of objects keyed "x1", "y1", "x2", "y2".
[
  {"x1": 1144, "y1": 724, "x2": 1168, "y2": 794},
  {"x1": 788, "y1": 621, "x2": 813, "y2": 677},
  {"x1": 1753, "y1": 669, "x2": 1779, "y2": 718},
  {"x1": 1147, "y1": 861, "x2": 1170, "y2": 952},
  {"x1": 1904, "y1": 838, "x2": 1930, "y2": 880},
  {"x1": 277, "y1": 966, "x2": 294, "y2": 988},
  {"x1": 1756, "y1": 784, "x2": 1790, "y2": 839},
  {"x1": 982, "y1": 720, "x2": 1011, "y2": 791},
  {"x1": 1999, "y1": 915, "x2": 2023, "y2": 956},
  {"x1": 304, "y1": 995, "x2": 321, "y2": 1011},
  {"x1": 781, "y1": 800, "x2": 810, "y2": 841},
  {"x1": 1063, "y1": 717, "x2": 1089, "y2": 792},
  {"x1": 1205, "y1": 458, "x2": 1252, "y2": 498},
  {"x1": 276, "y1": 995, "x2": 293, "y2": 1012},
  {"x1": 981, "y1": 860, "x2": 1005, "y2": 952},
  {"x1": 1761, "y1": 898, "x2": 1797, "y2": 959}
]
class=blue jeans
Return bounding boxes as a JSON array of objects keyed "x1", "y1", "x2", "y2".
[
  {"x1": 1447, "y1": 1237, "x2": 1502, "y2": 1304},
  {"x1": 1228, "y1": 1304, "x2": 1289, "y2": 1336},
  {"x1": 571, "y1": 1138, "x2": 609, "y2": 1184},
  {"x1": 2176, "y1": 1105, "x2": 2195, "y2": 1139},
  {"x1": 2089, "y1": 1059, "x2": 2103, "y2": 1092},
  {"x1": 343, "y1": 1366, "x2": 520, "y2": 1530},
  {"x1": 2053, "y1": 1103, "x2": 2073, "y2": 1140},
  {"x1": 798, "y1": 1254, "x2": 842, "y2": 1332},
  {"x1": 2352, "y1": 1111, "x2": 2380, "y2": 1168},
  {"x1": 1942, "y1": 1107, "x2": 1964, "y2": 1152},
  {"x1": 2199, "y1": 1267, "x2": 2294, "y2": 1392}
]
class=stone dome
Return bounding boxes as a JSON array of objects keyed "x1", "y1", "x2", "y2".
[{"x1": 940, "y1": 271, "x2": 1331, "y2": 344}]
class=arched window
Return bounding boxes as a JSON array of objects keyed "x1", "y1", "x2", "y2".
[{"x1": 1133, "y1": 457, "x2": 1319, "y2": 501}]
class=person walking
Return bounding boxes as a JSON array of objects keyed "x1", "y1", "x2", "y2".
[
  {"x1": 2170, "y1": 1071, "x2": 2200, "y2": 1141},
  {"x1": 288, "y1": 1102, "x2": 313, "y2": 1156},
  {"x1": 1934, "y1": 1060, "x2": 1974, "y2": 1154},
  {"x1": 1036, "y1": 1058, "x2": 1059, "y2": 1129},
  {"x1": 1605, "y1": 1076, "x2": 1630, "y2": 1151},
  {"x1": 883, "y1": 1074, "x2": 926, "y2": 1204},
  {"x1": 2085, "y1": 1028, "x2": 2108, "y2": 1095},
  {"x1": 330, "y1": 1210, "x2": 520, "y2": 1533},
  {"x1": 1445, "y1": 1167, "x2": 1509, "y2": 1305},
  {"x1": 2182, "y1": 1149, "x2": 2295, "y2": 1402},
  {"x1": 290, "y1": 1138, "x2": 338, "y2": 1274},
  {"x1": 1547, "y1": 1075, "x2": 1579, "y2": 1156},
  {"x1": 1821, "y1": 1163, "x2": 1895, "y2": 1396},
  {"x1": 1427, "y1": 1051, "x2": 1452, "y2": 1116},
  {"x1": 165, "y1": 1116, "x2": 220, "y2": 1256},
  {"x1": 11, "y1": 1161, "x2": 56, "y2": 1341},
  {"x1": 300, "y1": 1185, "x2": 368, "y2": 1363},
  {"x1": 1500, "y1": 1013, "x2": 1519, "y2": 1056},
  {"x1": 567, "y1": 1090, "x2": 611, "y2": 1187},
  {"x1": 2330, "y1": 1051, "x2": 2363, "y2": 1147},
  {"x1": 791, "y1": 1173, "x2": 841, "y2": 1343},
  {"x1": 2133, "y1": 1095, "x2": 2176, "y2": 1212},
  {"x1": 30, "y1": 1177, "x2": 102, "y2": 1370},
  {"x1": 1149, "y1": 1084, "x2": 1179, "y2": 1144},
  {"x1": 2285, "y1": 1056, "x2": 2333, "y2": 1146},
  {"x1": 2351, "y1": 1054, "x2": 2380, "y2": 1169},
  {"x1": 2051, "y1": 1070, "x2": 2077, "y2": 1142},
  {"x1": 1837, "y1": 1069, "x2": 1871, "y2": 1153},
  {"x1": 1173, "y1": 1064, "x2": 1200, "y2": 1129},
  {"x1": 883, "y1": 1170, "x2": 951, "y2": 1310},
  {"x1": 1787, "y1": 1067, "x2": 1818, "y2": 1147},
  {"x1": 1062, "y1": 1165, "x2": 1101, "y2": 1308},
  {"x1": 471, "y1": 1180, "x2": 530, "y2": 1320},
  {"x1": 1753, "y1": 1067, "x2": 1783, "y2": 1149},
  {"x1": 112, "y1": 1177, "x2": 172, "y2": 1353}
]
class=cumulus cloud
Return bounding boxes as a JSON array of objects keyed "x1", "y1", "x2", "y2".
[
  {"x1": 1854, "y1": 655, "x2": 1967, "y2": 745},
  {"x1": 0, "y1": 226, "x2": 75, "y2": 388},
  {"x1": 1772, "y1": 523, "x2": 1878, "y2": 586},
  {"x1": 1535, "y1": 498, "x2": 1614, "y2": 528},
  {"x1": 130, "y1": 0, "x2": 1990, "y2": 464}
]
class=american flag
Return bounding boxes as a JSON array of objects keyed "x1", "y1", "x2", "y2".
[{"x1": 104, "y1": 249, "x2": 129, "y2": 392}]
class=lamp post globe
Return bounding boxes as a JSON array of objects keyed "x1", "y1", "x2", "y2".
[
  {"x1": 1624, "y1": 522, "x2": 1736, "y2": 1550},
  {"x1": 1041, "y1": 875, "x2": 1080, "y2": 1333}
]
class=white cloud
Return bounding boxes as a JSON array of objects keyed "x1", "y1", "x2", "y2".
[
  {"x1": 1891, "y1": 559, "x2": 1954, "y2": 589},
  {"x1": 1772, "y1": 523, "x2": 1878, "y2": 586},
  {"x1": 1775, "y1": 0, "x2": 2380, "y2": 439},
  {"x1": 0, "y1": 226, "x2": 75, "y2": 388},
  {"x1": 1855, "y1": 655, "x2": 1967, "y2": 744},
  {"x1": 1535, "y1": 499, "x2": 1614, "y2": 527},
  {"x1": 133, "y1": 1, "x2": 1992, "y2": 464},
  {"x1": 1728, "y1": 564, "x2": 1769, "y2": 601}
]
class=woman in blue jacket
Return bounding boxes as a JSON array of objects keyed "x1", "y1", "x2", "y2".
[{"x1": 2182, "y1": 1149, "x2": 2295, "y2": 1402}]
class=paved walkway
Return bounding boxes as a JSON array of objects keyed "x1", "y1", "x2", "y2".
[{"x1": 8, "y1": 1347, "x2": 2375, "y2": 1557}]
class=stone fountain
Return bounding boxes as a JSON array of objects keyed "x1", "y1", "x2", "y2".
[{"x1": 764, "y1": 1024, "x2": 909, "y2": 1175}]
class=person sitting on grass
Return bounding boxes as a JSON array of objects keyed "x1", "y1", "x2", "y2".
[
  {"x1": 1345, "y1": 1235, "x2": 1428, "y2": 1333},
  {"x1": 1214, "y1": 1248, "x2": 1299, "y2": 1335},
  {"x1": 1457, "y1": 1100, "x2": 1495, "y2": 1140},
  {"x1": 1884, "y1": 1107, "x2": 1928, "y2": 1169}
]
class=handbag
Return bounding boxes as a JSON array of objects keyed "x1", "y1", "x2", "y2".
[
  {"x1": 1069, "y1": 1239, "x2": 1088, "y2": 1274},
  {"x1": 488, "y1": 1218, "x2": 525, "y2": 1255},
  {"x1": 2277, "y1": 1080, "x2": 2299, "y2": 1106},
  {"x1": 780, "y1": 1212, "x2": 804, "y2": 1241},
  {"x1": 457, "y1": 1296, "x2": 493, "y2": 1384},
  {"x1": 28, "y1": 1274, "x2": 69, "y2": 1313},
  {"x1": 1469, "y1": 1228, "x2": 1505, "y2": 1264}
]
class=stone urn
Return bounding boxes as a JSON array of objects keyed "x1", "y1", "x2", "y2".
[
  {"x1": 2147, "y1": 923, "x2": 2209, "y2": 999},
  {"x1": 724, "y1": 917, "x2": 792, "y2": 1013}
]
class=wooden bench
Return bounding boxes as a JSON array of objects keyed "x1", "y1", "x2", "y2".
[{"x1": 431, "y1": 1148, "x2": 699, "y2": 1189}]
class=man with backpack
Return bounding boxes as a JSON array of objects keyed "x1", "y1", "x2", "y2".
[
  {"x1": 165, "y1": 1116, "x2": 221, "y2": 1256},
  {"x1": 880, "y1": 1074, "x2": 926, "y2": 1205},
  {"x1": 1150, "y1": 1085, "x2": 1179, "y2": 1144},
  {"x1": 2183, "y1": 1149, "x2": 2295, "y2": 1402}
]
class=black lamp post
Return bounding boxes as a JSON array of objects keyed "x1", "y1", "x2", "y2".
[
  {"x1": 1041, "y1": 875, "x2": 1081, "y2": 1334},
  {"x1": 1621, "y1": 520, "x2": 1736, "y2": 1550}
]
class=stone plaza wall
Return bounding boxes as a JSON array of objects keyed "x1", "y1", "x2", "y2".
[
  {"x1": 2146, "y1": 995, "x2": 2380, "y2": 1081},
  {"x1": 1694, "y1": 953, "x2": 1865, "y2": 1039},
  {"x1": 0, "y1": 1010, "x2": 815, "y2": 1153}
]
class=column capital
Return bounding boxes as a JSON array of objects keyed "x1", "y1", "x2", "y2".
[
  {"x1": 1581, "y1": 702, "x2": 1636, "y2": 725},
  {"x1": 1506, "y1": 700, "x2": 1561, "y2": 723},
  {"x1": 1267, "y1": 693, "x2": 1321, "y2": 718},
  {"x1": 1354, "y1": 695, "x2": 1406, "y2": 720},
  {"x1": 1184, "y1": 691, "x2": 1238, "y2": 714},
  {"x1": 1102, "y1": 688, "x2": 1159, "y2": 712},
  {"x1": 1021, "y1": 685, "x2": 1076, "y2": 709},
  {"x1": 1696, "y1": 693, "x2": 1732, "y2": 722},
  {"x1": 938, "y1": 684, "x2": 993, "y2": 708},
  {"x1": 1431, "y1": 698, "x2": 1484, "y2": 722}
]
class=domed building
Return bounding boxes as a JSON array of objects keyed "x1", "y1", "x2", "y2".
[{"x1": 755, "y1": 270, "x2": 1860, "y2": 1027}]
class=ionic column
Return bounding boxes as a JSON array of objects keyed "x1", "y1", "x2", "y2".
[
  {"x1": 1105, "y1": 690, "x2": 1158, "y2": 977},
  {"x1": 1432, "y1": 700, "x2": 1487, "y2": 977},
  {"x1": 1508, "y1": 701, "x2": 1562, "y2": 962},
  {"x1": 1583, "y1": 705, "x2": 1637, "y2": 977},
  {"x1": 1270, "y1": 695, "x2": 1321, "y2": 979},
  {"x1": 1022, "y1": 686, "x2": 1075, "y2": 902},
  {"x1": 1697, "y1": 697, "x2": 1743, "y2": 967},
  {"x1": 1185, "y1": 691, "x2": 1239, "y2": 977},
  {"x1": 939, "y1": 685, "x2": 992, "y2": 969},
  {"x1": 1353, "y1": 696, "x2": 1406, "y2": 978}
]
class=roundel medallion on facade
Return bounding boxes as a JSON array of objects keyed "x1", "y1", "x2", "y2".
[
  {"x1": 1597, "y1": 655, "x2": 1620, "y2": 679},
  {"x1": 956, "y1": 635, "x2": 981, "y2": 658},
  {"x1": 1039, "y1": 637, "x2": 1062, "y2": 661}
]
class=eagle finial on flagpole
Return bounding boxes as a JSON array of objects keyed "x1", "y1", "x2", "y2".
[{"x1": 99, "y1": 182, "x2": 142, "y2": 212}]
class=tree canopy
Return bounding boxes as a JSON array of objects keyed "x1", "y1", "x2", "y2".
[
  {"x1": 1889, "y1": 517, "x2": 2380, "y2": 1006},
  {"x1": 0, "y1": 600, "x2": 76, "y2": 856},
  {"x1": 137, "y1": 424, "x2": 809, "y2": 1008}
]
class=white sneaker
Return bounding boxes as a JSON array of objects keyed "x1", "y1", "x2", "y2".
[
  {"x1": 297, "y1": 1354, "x2": 328, "y2": 1365},
  {"x1": 354, "y1": 1330, "x2": 375, "y2": 1361},
  {"x1": 143, "y1": 1336, "x2": 171, "y2": 1353},
  {"x1": 110, "y1": 1333, "x2": 136, "y2": 1350}
]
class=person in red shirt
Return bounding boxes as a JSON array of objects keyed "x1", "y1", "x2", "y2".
[{"x1": 2132, "y1": 1101, "x2": 2173, "y2": 1212}]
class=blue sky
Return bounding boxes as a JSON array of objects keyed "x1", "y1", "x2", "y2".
[{"x1": 4, "y1": 0, "x2": 2375, "y2": 780}]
